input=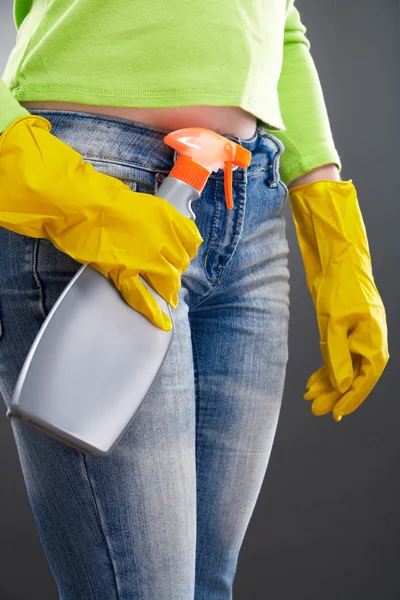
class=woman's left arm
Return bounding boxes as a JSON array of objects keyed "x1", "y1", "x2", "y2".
[
  {"x1": 268, "y1": 1, "x2": 342, "y2": 188},
  {"x1": 288, "y1": 163, "x2": 341, "y2": 188},
  {"x1": 271, "y1": 2, "x2": 390, "y2": 423}
]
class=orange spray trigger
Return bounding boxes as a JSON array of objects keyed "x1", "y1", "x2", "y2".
[
  {"x1": 164, "y1": 128, "x2": 252, "y2": 210},
  {"x1": 224, "y1": 161, "x2": 234, "y2": 209}
]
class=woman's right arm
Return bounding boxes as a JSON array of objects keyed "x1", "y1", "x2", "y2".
[{"x1": 0, "y1": 77, "x2": 31, "y2": 133}]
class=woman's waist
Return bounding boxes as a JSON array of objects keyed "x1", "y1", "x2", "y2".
[
  {"x1": 19, "y1": 101, "x2": 258, "y2": 140},
  {"x1": 22, "y1": 106, "x2": 280, "y2": 182}
]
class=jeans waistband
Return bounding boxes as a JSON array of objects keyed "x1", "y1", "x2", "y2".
[{"x1": 26, "y1": 109, "x2": 283, "y2": 178}]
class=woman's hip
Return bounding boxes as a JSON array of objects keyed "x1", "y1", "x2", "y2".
[{"x1": 0, "y1": 108, "x2": 291, "y2": 403}]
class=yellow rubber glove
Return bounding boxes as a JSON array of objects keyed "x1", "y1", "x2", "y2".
[
  {"x1": 289, "y1": 179, "x2": 389, "y2": 422},
  {"x1": 0, "y1": 115, "x2": 203, "y2": 331}
]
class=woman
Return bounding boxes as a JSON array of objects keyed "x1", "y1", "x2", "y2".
[{"x1": 0, "y1": 0, "x2": 388, "y2": 598}]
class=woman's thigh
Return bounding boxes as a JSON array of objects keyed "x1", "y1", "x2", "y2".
[
  {"x1": 2, "y1": 279, "x2": 198, "y2": 600},
  {"x1": 0, "y1": 110, "x2": 199, "y2": 600},
  {"x1": 188, "y1": 139, "x2": 290, "y2": 597}
]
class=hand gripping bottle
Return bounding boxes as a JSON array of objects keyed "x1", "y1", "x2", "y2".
[{"x1": 7, "y1": 128, "x2": 251, "y2": 456}]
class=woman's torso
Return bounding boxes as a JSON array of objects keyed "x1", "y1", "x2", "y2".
[{"x1": 19, "y1": 102, "x2": 258, "y2": 140}]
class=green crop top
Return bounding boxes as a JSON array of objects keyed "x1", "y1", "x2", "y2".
[{"x1": 0, "y1": 0, "x2": 341, "y2": 185}]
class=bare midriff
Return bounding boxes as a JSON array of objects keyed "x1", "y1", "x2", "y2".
[{"x1": 19, "y1": 101, "x2": 258, "y2": 140}]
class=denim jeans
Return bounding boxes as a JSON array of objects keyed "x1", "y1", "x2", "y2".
[{"x1": 0, "y1": 110, "x2": 290, "y2": 600}]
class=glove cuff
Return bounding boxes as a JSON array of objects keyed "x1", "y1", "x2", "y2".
[{"x1": 0, "y1": 114, "x2": 52, "y2": 149}]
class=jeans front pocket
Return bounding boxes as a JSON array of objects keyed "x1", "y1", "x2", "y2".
[
  {"x1": 34, "y1": 237, "x2": 82, "y2": 318},
  {"x1": 81, "y1": 157, "x2": 157, "y2": 195}
]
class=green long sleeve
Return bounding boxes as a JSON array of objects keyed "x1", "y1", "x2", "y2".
[
  {"x1": 268, "y1": 2, "x2": 342, "y2": 185},
  {"x1": 0, "y1": 77, "x2": 30, "y2": 133}
]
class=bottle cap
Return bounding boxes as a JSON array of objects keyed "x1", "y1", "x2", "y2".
[{"x1": 164, "y1": 128, "x2": 252, "y2": 209}]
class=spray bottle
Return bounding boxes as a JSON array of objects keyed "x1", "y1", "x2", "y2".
[{"x1": 6, "y1": 127, "x2": 252, "y2": 456}]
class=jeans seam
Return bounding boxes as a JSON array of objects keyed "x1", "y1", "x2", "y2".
[
  {"x1": 190, "y1": 327, "x2": 201, "y2": 472},
  {"x1": 81, "y1": 155, "x2": 159, "y2": 175},
  {"x1": 203, "y1": 181, "x2": 221, "y2": 281},
  {"x1": 32, "y1": 239, "x2": 48, "y2": 320},
  {"x1": 216, "y1": 195, "x2": 246, "y2": 269},
  {"x1": 188, "y1": 279, "x2": 221, "y2": 311},
  {"x1": 81, "y1": 454, "x2": 126, "y2": 600}
]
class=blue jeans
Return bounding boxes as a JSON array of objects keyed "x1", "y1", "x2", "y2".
[{"x1": 0, "y1": 110, "x2": 290, "y2": 600}]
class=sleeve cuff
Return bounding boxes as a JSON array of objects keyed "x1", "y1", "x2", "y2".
[{"x1": 280, "y1": 148, "x2": 342, "y2": 186}]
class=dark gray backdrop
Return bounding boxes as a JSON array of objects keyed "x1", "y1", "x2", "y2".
[{"x1": 0, "y1": 1, "x2": 399, "y2": 598}]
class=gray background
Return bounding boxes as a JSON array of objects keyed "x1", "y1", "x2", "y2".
[{"x1": 0, "y1": 1, "x2": 399, "y2": 598}]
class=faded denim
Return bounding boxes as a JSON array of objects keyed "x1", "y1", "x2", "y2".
[{"x1": 0, "y1": 110, "x2": 290, "y2": 600}]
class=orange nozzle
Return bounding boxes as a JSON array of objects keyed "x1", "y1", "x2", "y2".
[{"x1": 164, "y1": 128, "x2": 252, "y2": 209}]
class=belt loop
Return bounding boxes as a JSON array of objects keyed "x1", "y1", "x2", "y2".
[{"x1": 270, "y1": 138, "x2": 284, "y2": 187}]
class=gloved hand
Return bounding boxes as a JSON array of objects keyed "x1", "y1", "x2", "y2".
[
  {"x1": 288, "y1": 179, "x2": 389, "y2": 422},
  {"x1": 0, "y1": 115, "x2": 203, "y2": 331}
]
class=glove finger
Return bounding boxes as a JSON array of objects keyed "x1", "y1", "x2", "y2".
[
  {"x1": 311, "y1": 359, "x2": 361, "y2": 420},
  {"x1": 305, "y1": 364, "x2": 327, "y2": 390},
  {"x1": 332, "y1": 318, "x2": 390, "y2": 419},
  {"x1": 143, "y1": 273, "x2": 181, "y2": 309},
  {"x1": 311, "y1": 389, "x2": 341, "y2": 416},
  {"x1": 320, "y1": 332, "x2": 354, "y2": 394},
  {"x1": 332, "y1": 349, "x2": 388, "y2": 419},
  {"x1": 141, "y1": 255, "x2": 182, "y2": 308},
  {"x1": 304, "y1": 371, "x2": 331, "y2": 399},
  {"x1": 306, "y1": 352, "x2": 360, "y2": 400},
  {"x1": 159, "y1": 243, "x2": 190, "y2": 275},
  {"x1": 170, "y1": 215, "x2": 204, "y2": 260},
  {"x1": 120, "y1": 274, "x2": 173, "y2": 331}
]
